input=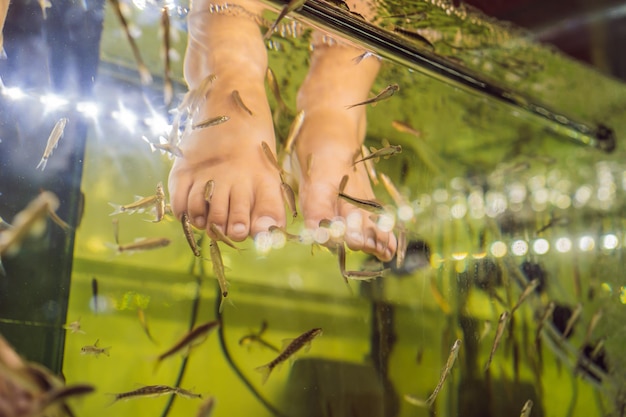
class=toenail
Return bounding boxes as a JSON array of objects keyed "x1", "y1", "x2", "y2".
[
  {"x1": 255, "y1": 216, "x2": 277, "y2": 232},
  {"x1": 232, "y1": 223, "x2": 247, "y2": 235},
  {"x1": 366, "y1": 238, "x2": 376, "y2": 250},
  {"x1": 348, "y1": 231, "x2": 363, "y2": 245},
  {"x1": 194, "y1": 216, "x2": 206, "y2": 228}
]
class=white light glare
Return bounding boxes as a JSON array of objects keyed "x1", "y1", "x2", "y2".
[
  {"x1": 555, "y1": 237, "x2": 572, "y2": 253},
  {"x1": 112, "y1": 108, "x2": 138, "y2": 132},
  {"x1": 144, "y1": 114, "x2": 170, "y2": 136},
  {"x1": 490, "y1": 241, "x2": 507, "y2": 258},
  {"x1": 579, "y1": 236, "x2": 595, "y2": 252},
  {"x1": 532, "y1": 239, "x2": 550, "y2": 255},
  {"x1": 3, "y1": 87, "x2": 26, "y2": 100},
  {"x1": 602, "y1": 234, "x2": 619, "y2": 250},
  {"x1": 511, "y1": 240, "x2": 529, "y2": 256},
  {"x1": 76, "y1": 101, "x2": 99, "y2": 119},
  {"x1": 40, "y1": 94, "x2": 68, "y2": 111}
]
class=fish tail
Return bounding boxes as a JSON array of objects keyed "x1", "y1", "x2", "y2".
[
  {"x1": 141, "y1": 136, "x2": 157, "y2": 153},
  {"x1": 108, "y1": 203, "x2": 125, "y2": 216},
  {"x1": 138, "y1": 63, "x2": 153, "y2": 85},
  {"x1": 103, "y1": 347, "x2": 112, "y2": 357},
  {"x1": 36, "y1": 157, "x2": 48, "y2": 171},
  {"x1": 254, "y1": 364, "x2": 273, "y2": 384}
]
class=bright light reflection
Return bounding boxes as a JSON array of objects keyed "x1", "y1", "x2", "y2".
[
  {"x1": 313, "y1": 227, "x2": 330, "y2": 244},
  {"x1": 490, "y1": 241, "x2": 507, "y2": 258},
  {"x1": 377, "y1": 213, "x2": 395, "y2": 232},
  {"x1": 329, "y1": 219, "x2": 346, "y2": 239},
  {"x1": 271, "y1": 230, "x2": 286, "y2": 249},
  {"x1": 602, "y1": 234, "x2": 619, "y2": 250},
  {"x1": 511, "y1": 240, "x2": 529, "y2": 256},
  {"x1": 254, "y1": 231, "x2": 272, "y2": 255},
  {"x1": 397, "y1": 205, "x2": 413, "y2": 221},
  {"x1": 574, "y1": 185, "x2": 592, "y2": 206},
  {"x1": 579, "y1": 236, "x2": 595, "y2": 252},
  {"x1": 76, "y1": 101, "x2": 99, "y2": 119},
  {"x1": 555, "y1": 237, "x2": 572, "y2": 253},
  {"x1": 451, "y1": 252, "x2": 467, "y2": 260},
  {"x1": 620, "y1": 286, "x2": 626, "y2": 304},
  {"x1": 144, "y1": 114, "x2": 170, "y2": 136},
  {"x1": 112, "y1": 107, "x2": 137, "y2": 132},
  {"x1": 40, "y1": 94, "x2": 68, "y2": 111},
  {"x1": 532, "y1": 238, "x2": 550, "y2": 255},
  {"x1": 3, "y1": 87, "x2": 26, "y2": 100},
  {"x1": 450, "y1": 203, "x2": 467, "y2": 219}
]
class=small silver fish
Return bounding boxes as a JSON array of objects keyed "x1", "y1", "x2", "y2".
[
  {"x1": 255, "y1": 327, "x2": 322, "y2": 384},
  {"x1": 263, "y1": 0, "x2": 307, "y2": 40},
  {"x1": 209, "y1": 223, "x2": 241, "y2": 252},
  {"x1": 80, "y1": 339, "x2": 111, "y2": 357},
  {"x1": 425, "y1": 339, "x2": 461, "y2": 406},
  {"x1": 510, "y1": 279, "x2": 539, "y2": 314},
  {"x1": 353, "y1": 142, "x2": 402, "y2": 165},
  {"x1": 209, "y1": 239, "x2": 229, "y2": 312},
  {"x1": 391, "y1": 120, "x2": 421, "y2": 137},
  {"x1": 204, "y1": 180, "x2": 215, "y2": 204},
  {"x1": 63, "y1": 318, "x2": 86, "y2": 334},
  {"x1": 484, "y1": 312, "x2": 508, "y2": 372},
  {"x1": 281, "y1": 183, "x2": 297, "y2": 219},
  {"x1": 182, "y1": 213, "x2": 201, "y2": 257},
  {"x1": 156, "y1": 320, "x2": 220, "y2": 367},
  {"x1": 283, "y1": 110, "x2": 305, "y2": 154},
  {"x1": 232, "y1": 90, "x2": 253, "y2": 116},
  {"x1": 346, "y1": 84, "x2": 399, "y2": 109},
  {"x1": 117, "y1": 237, "x2": 171, "y2": 253},
  {"x1": 109, "y1": 194, "x2": 158, "y2": 216},
  {"x1": 562, "y1": 303, "x2": 583, "y2": 339},
  {"x1": 196, "y1": 396, "x2": 216, "y2": 417},
  {"x1": 266, "y1": 67, "x2": 289, "y2": 115},
  {"x1": 520, "y1": 399, "x2": 533, "y2": 417},
  {"x1": 192, "y1": 115, "x2": 229, "y2": 130},
  {"x1": 111, "y1": 385, "x2": 176, "y2": 402},
  {"x1": 338, "y1": 192, "x2": 385, "y2": 214},
  {"x1": 342, "y1": 268, "x2": 390, "y2": 281},
  {"x1": 37, "y1": 117, "x2": 68, "y2": 171},
  {"x1": 174, "y1": 387, "x2": 203, "y2": 399}
]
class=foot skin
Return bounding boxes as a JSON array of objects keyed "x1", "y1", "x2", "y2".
[
  {"x1": 168, "y1": 1, "x2": 286, "y2": 241},
  {"x1": 295, "y1": 41, "x2": 397, "y2": 262}
]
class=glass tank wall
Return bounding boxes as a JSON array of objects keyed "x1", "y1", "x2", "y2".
[{"x1": 0, "y1": 0, "x2": 625, "y2": 416}]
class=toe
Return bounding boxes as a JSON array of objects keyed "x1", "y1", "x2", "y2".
[
  {"x1": 227, "y1": 185, "x2": 251, "y2": 242},
  {"x1": 168, "y1": 169, "x2": 192, "y2": 221},
  {"x1": 206, "y1": 181, "x2": 230, "y2": 233},
  {"x1": 187, "y1": 180, "x2": 210, "y2": 229},
  {"x1": 250, "y1": 180, "x2": 285, "y2": 236}
]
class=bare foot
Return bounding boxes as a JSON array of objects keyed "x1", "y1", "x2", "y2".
[
  {"x1": 295, "y1": 39, "x2": 397, "y2": 262},
  {"x1": 168, "y1": 0, "x2": 286, "y2": 241}
]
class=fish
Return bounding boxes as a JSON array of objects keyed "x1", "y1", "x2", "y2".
[
  {"x1": 336, "y1": 242, "x2": 351, "y2": 289},
  {"x1": 239, "y1": 321, "x2": 280, "y2": 352},
  {"x1": 38, "y1": 0, "x2": 52, "y2": 19},
  {"x1": 196, "y1": 396, "x2": 216, "y2": 417},
  {"x1": 255, "y1": 327, "x2": 323, "y2": 384},
  {"x1": 353, "y1": 140, "x2": 402, "y2": 165},
  {"x1": 263, "y1": 0, "x2": 307, "y2": 40},
  {"x1": 182, "y1": 213, "x2": 201, "y2": 257},
  {"x1": 108, "y1": 0, "x2": 152, "y2": 85},
  {"x1": 268, "y1": 225, "x2": 302, "y2": 243},
  {"x1": 204, "y1": 180, "x2": 215, "y2": 204},
  {"x1": 342, "y1": 268, "x2": 390, "y2": 281},
  {"x1": 232, "y1": 90, "x2": 253, "y2": 116},
  {"x1": 109, "y1": 194, "x2": 158, "y2": 216},
  {"x1": 192, "y1": 115, "x2": 230, "y2": 130},
  {"x1": 63, "y1": 318, "x2": 85, "y2": 334},
  {"x1": 261, "y1": 141, "x2": 283, "y2": 177},
  {"x1": 91, "y1": 277, "x2": 99, "y2": 315},
  {"x1": 391, "y1": 120, "x2": 422, "y2": 137},
  {"x1": 47, "y1": 205, "x2": 71, "y2": 231},
  {"x1": 535, "y1": 301, "x2": 555, "y2": 343},
  {"x1": 209, "y1": 240, "x2": 229, "y2": 312},
  {"x1": 484, "y1": 311, "x2": 509, "y2": 372},
  {"x1": 520, "y1": 399, "x2": 533, "y2": 417},
  {"x1": 110, "y1": 385, "x2": 177, "y2": 402},
  {"x1": 178, "y1": 73, "x2": 217, "y2": 116},
  {"x1": 425, "y1": 339, "x2": 461, "y2": 406},
  {"x1": 360, "y1": 145, "x2": 379, "y2": 184},
  {"x1": 561, "y1": 302, "x2": 583, "y2": 339},
  {"x1": 174, "y1": 387, "x2": 203, "y2": 399},
  {"x1": 510, "y1": 279, "x2": 539, "y2": 314},
  {"x1": 143, "y1": 135, "x2": 184, "y2": 158},
  {"x1": 0, "y1": 191, "x2": 59, "y2": 257},
  {"x1": 42, "y1": 384, "x2": 95, "y2": 408},
  {"x1": 161, "y1": 7, "x2": 173, "y2": 105},
  {"x1": 353, "y1": 51, "x2": 378, "y2": 65},
  {"x1": 36, "y1": 117, "x2": 68, "y2": 171},
  {"x1": 138, "y1": 308, "x2": 157, "y2": 345},
  {"x1": 209, "y1": 223, "x2": 241, "y2": 252},
  {"x1": 338, "y1": 174, "x2": 349, "y2": 194},
  {"x1": 396, "y1": 225, "x2": 408, "y2": 269},
  {"x1": 283, "y1": 110, "x2": 305, "y2": 154},
  {"x1": 582, "y1": 309, "x2": 603, "y2": 346},
  {"x1": 0, "y1": 216, "x2": 12, "y2": 232},
  {"x1": 281, "y1": 183, "x2": 297, "y2": 219},
  {"x1": 338, "y1": 192, "x2": 385, "y2": 214},
  {"x1": 266, "y1": 67, "x2": 289, "y2": 115},
  {"x1": 117, "y1": 237, "x2": 171, "y2": 253},
  {"x1": 345, "y1": 84, "x2": 399, "y2": 109},
  {"x1": 80, "y1": 339, "x2": 111, "y2": 357},
  {"x1": 155, "y1": 320, "x2": 220, "y2": 367},
  {"x1": 380, "y1": 173, "x2": 408, "y2": 207}
]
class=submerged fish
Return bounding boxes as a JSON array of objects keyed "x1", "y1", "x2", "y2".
[
  {"x1": 36, "y1": 117, "x2": 68, "y2": 171},
  {"x1": 174, "y1": 387, "x2": 203, "y2": 399},
  {"x1": 204, "y1": 180, "x2": 215, "y2": 204},
  {"x1": 209, "y1": 239, "x2": 229, "y2": 312},
  {"x1": 156, "y1": 320, "x2": 220, "y2": 367},
  {"x1": 511, "y1": 279, "x2": 539, "y2": 314},
  {"x1": 426, "y1": 339, "x2": 461, "y2": 406},
  {"x1": 109, "y1": 194, "x2": 158, "y2": 216},
  {"x1": 484, "y1": 312, "x2": 508, "y2": 372},
  {"x1": 116, "y1": 237, "x2": 171, "y2": 253},
  {"x1": 38, "y1": 0, "x2": 51, "y2": 19},
  {"x1": 91, "y1": 277, "x2": 99, "y2": 315},
  {"x1": 138, "y1": 308, "x2": 157, "y2": 345},
  {"x1": 178, "y1": 73, "x2": 217, "y2": 116},
  {"x1": 283, "y1": 110, "x2": 305, "y2": 154},
  {"x1": 266, "y1": 67, "x2": 289, "y2": 115},
  {"x1": 232, "y1": 90, "x2": 253, "y2": 116},
  {"x1": 209, "y1": 223, "x2": 241, "y2": 252},
  {"x1": 192, "y1": 115, "x2": 229, "y2": 130},
  {"x1": 338, "y1": 192, "x2": 385, "y2": 214},
  {"x1": 182, "y1": 213, "x2": 201, "y2": 257},
  {"x1": 142, "y1": 135, "x2": 183, "y2": 159},
  {"x1": 196, "y1": 396, "x2": 216, "y2": 417},
  {"x1": 261, "y1": 141, "x2": 283, "y2": 176},
  {"x1": 562, "y1": 302, "x2": 583, "y2": 339},
  {"x1": 263, "y1": 0, "x2": 307, "y2": 40},
  {"x1": 109, "y1": 0, "x2": 152, "y2": 85},
  {"x1": 161, "y1": 7, "x2": 173, "y2": 105},
  {"x1": 80, "y1": 339, "x2": 111, "y2": 357},
  {"x1": 353, "y1": 141, "x2": 402, "y2": 165},
  {"x1": 268, "y1": 225, "x2": 302, "y2": 243},
  {"x1": 110, "y1": 385, "x2": 200, "y2": 402},
  {"x1": 281, "y1": 183, "x2": 297, "y2": 219},
  {"x1": 520, "y1": 399, "x2": 533, "y2": 417},
  {"x1": 360, "y1": 145, "x2": 379, "y2": 185},
  {"x1": 346, "y1": 84, "x2": 399, "y2": 109},
  {"x1": 342, "y1": 268, "x2": 390, "y2": 281},
  {"x1": 63, "y1": 318, "x2": 85, "y2": 335},
  {"x1": 255, "y1": 327, "x2": 323, "y2": 384},
  {"x1": 391, "y1": 120, "x2": 422, "y2": 137},
  {"x1": 239, "y1": 321, "x2": 280, "y2": 352}
]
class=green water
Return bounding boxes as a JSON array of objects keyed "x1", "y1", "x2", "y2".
[{"x1": 0, "y1": 0, "x2": 625, "y2": 416}]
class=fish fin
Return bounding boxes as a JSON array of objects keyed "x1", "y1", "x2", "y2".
[
  {"x1": 280, "y1": 338, "x2": 294, "y2": 351},
  {"x1": 369, "y1": 146, "x2": 378, "y2": 153},
  {"x1": 108, "y1": 203, "x2": 124, "y2": 216},
  {"x1": 254, "y1": 364, "x2": 272, "y2": 385},
  {"x1": 218, "y1": 295, "x2": 235, "y2": 314},
  {"x1": 382, "y1": 138, "x2": 390, "y2": 147},
  {"x1": 36, "y1": 158, "x2": 48, "y2": 171},
  {"x1": 404, "y1": 394, "x2": 428, "y2": 407},
  {"x1": 94, "y1": 339, "x2": 99, "y2": 347},
  {"x1": 302, "y1": 341, "x2": 312, "y2": 353}
]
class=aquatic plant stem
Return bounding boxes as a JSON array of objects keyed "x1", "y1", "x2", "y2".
[
  {"x1": 215, "y1": 287, "x2": 291, "y2": 417},
  {"x1": 159, "y1": 258, "x2": 204, "y2": 417}
]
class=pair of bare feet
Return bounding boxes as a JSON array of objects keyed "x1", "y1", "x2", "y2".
[{"x1": 168, "y1": 0, "x2": 396, "y2": 261}]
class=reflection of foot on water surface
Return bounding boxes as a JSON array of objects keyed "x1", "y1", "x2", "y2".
[{"x1": 169, "y1": 0, "x2": 396, "y2": 261}]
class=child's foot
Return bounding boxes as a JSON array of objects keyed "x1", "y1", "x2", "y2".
[
  {"x1": 295, "y1": 41, "x2": 397, "y2": 262},
  {"x1": 168, "y1": 1, "x2": 285, "y2": 241}
]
